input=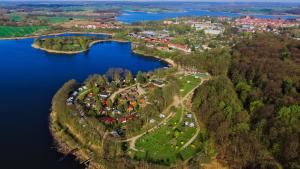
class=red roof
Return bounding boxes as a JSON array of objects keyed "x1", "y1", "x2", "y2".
[
  {"x1": 102, "y1": 99, "x2": 108, "y2": 106},
  {"x1": 127, "y1": 115, "x2": 135, "y2": 120},
  {"x1": 119, "y1": 117, "x2": 127, "y2": 123},
  {"x1": 101, "y1": 117, "x2": 116, "y2": 124},
  {"x1": 88, "y1": 92, "x2": 93, "y2": 97}
]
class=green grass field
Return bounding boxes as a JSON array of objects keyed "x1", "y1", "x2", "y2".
[
  {"x1": 9, "y1": 15, "x2": 22, "y2": 22},
  {"x1": 134, "y1": 108, "x2": 198, "y2": 165},
  {"x1": 177, "y1": 74, "x2": 203, "y2": 96},
  {"x1": 37, "y1": 16, "x2": 70, "y2": 23},
  {"x1": 0, "y1": 26, "x2": 48, "y2": 38}
]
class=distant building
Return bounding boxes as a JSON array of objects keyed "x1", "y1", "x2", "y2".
[
  {"x1": 234, "y1": 16, "x2": 298, "y2": 32},
  {"x1": 168, "y1": 43, "x2": 191, "y2": 53},
  {"x1": 192, "y1": 22, "x2": 224, "y2": 35}
]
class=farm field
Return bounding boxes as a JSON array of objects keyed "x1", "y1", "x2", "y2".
[
  {"x1": 133, "y1": 107, "x2": 201, "y2": 165},
  {"x1": 0, "y1": 26, "x2": 48, "y2": 38},
  {"x1": 9, "y1": 14, "x2": 22, "y2": 22}
]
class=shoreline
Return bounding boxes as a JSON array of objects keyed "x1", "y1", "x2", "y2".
[
  {"x1": 1, "y1": 30, "x2": 175, "y2": 67},
  {"x1": 50, "y1": 111, "x2": 101, "y2": 169},
  {"x1": 0, "y1": 31, "x2": 114, "y2": 40},
  {"x1": 32, "y1": 38, "x2": 129, "y2": 54},
  {"x1": 131, "y1": 48, "x2": 176, "y2": 67},
  {"x1": 32, "y1": 43, "x2": 87, "y2": 54}
]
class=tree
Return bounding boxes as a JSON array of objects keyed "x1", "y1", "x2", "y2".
[
  {"x1": 136, "y1": 71, "x2": 146, "y2": 84},
  {"x1": 125, "y1": 70, "x2": 133, "y2": 84},
  {"x1": 107, "y1": 99, "x2": 113, "y2": 108}
]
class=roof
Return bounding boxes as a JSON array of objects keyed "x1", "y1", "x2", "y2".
[{"x1": 101, "y1": 117, "x2": 116, "y2": 124}]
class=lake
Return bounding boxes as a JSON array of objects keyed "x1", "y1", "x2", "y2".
[
  {"x1": 0, "y1": 33, "x2": 167, "y2": 169},
  {"x1": 117, "y1": 10, "x2": 298, "y2": 23},
  {"x1": 1, "y1": 9, "x2": 298, "y2": 169}
]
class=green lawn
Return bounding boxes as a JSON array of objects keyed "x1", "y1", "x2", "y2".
[
  {"x1": 47, "y1": 16, "x2": 71, "y2": 23},
  {"x1": 0, "y1": 26, "x2": 48, "y2": 38},
  {"x1": 134, "y1": 108, "x2": 198, "y2": 165},
  {"x1": 177, "y1": 74, "x2": 202, "y2": 96},
  {"x1": 37, "y1": 16, "x2": 71, "y2": 23},
  {"x1": 179, "y1": 132, "x2": 213, "y2": 161},
  {"x1": 9, "y1": 14, "x2": 22, "y2": 22}
]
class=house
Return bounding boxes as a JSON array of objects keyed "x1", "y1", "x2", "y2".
[
  {"x1": 101, "y1": 117, "x2": 116, "y2": 124},
  {"x1": 139, "y1": 99, "x2": 145, "y2": 104},
  {"x1": 119, "y1": 117, "x2": 127, "y2": 123},
  {"x1": 186, "y1": 113, "x2": 192, "y2": 118},
  {"x1": 130, "y1": 101, "x2": 138, "y2": 107},
  {"x1": 168, "y1": 43, "x2": 191, "y2": 53},
  {"x1": 127, "y1": 115, "x2": 135, "y2": 120},
  {"x1": 127, "y1": 105, "x2": 134, "y2": 112}
]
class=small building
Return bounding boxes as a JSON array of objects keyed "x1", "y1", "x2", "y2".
[
  {"x1": 159, "y1": 114, "x2": 165, "y2": 119},
  {"x1": 168, "y1": 43, "x2": 191, "y2": 53},
  {"x1": 112, "y1": 110, "x2": 121, "y2": 116},
  {"x1": 101, "y1": 117, "x2": 116, "y2": 124},
  {"x1": 127, "y1": 115, "x2": 135, "y2": 121},
  {"x1": 72, "y1": 91, "x2": 78, "y2": 96},
  {"x1": 186, "y1": 114, "x2": 192, "y2": 118},
  {"x1": 88, "y1": 92, "x2": 93, "y2": 98},
  {"x1": 99, "y1": 93, "x2": 109, "y2": 99},
  {"x1": 150, "y1": 119, "x2": 156, "y2": 124},
  {"x1": 66, "y1": 97, "x2": 74, "y2": 105},
  {"x1": 119, "y1": 117, "x2": 127, "y2": 123},
  {"x1": 189, "y1": 122, "x2": 195, "y2": 128}
]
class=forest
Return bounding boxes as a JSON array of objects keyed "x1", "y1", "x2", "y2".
[
  {"x1": 189, "y1": 33, "x2": 300, "y2": 169},
  {"x1": 229, "y1": 33, "x2": 300, "y2": 169},
  {"x1": 34, "y1": 36, "x2": 99, "y2": 52}
]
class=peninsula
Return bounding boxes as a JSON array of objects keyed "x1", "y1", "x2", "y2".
[
  {"x1": 33, "y1": 36, "x2": 109, "y2": 54},
  {"x1": 49, "y1": 14, "x2": 300, "y2": 169}
]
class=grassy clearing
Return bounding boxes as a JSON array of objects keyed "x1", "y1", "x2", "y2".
[
  {"x1": 177, "y1": 74, "x2": 203, "y2": 96},
  {"x1": 0, "y1": 26, "x2": 48, "y2": 37},
  {"x1": 134, "y1": 107, "x2": 199, "y2": 165}
]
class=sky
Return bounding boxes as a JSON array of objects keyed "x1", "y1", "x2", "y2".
[{"x1": 1, "y1": 0, "x2": 300, "y2": 2}]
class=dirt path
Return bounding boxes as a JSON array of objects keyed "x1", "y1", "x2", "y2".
[
  {"x1": 121, "y1": 95, "x2": 180, "y2": 151},
  {"x1": 109, "y1": 84, "x2": 136, "y2": 102},
  {"x1": 120, "y1": 76, "x2": 210, "y2": 152},
  {"x1": 179, "y1": 78, "x2": 211, "y2": 151},
  {"x1": 124, "y1": 79, "x2": 204, "y2": 151}
]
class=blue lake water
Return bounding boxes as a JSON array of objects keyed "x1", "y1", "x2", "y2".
[
  {"x1": 117, "y1": 10, "x2": 298, "y2": 23},
  {"x1": 0, "y1": 33, "x2": 166, "y2": 169},
  {"x1": 1, "y1": 9, "x2": 298, "y2": 169}
]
